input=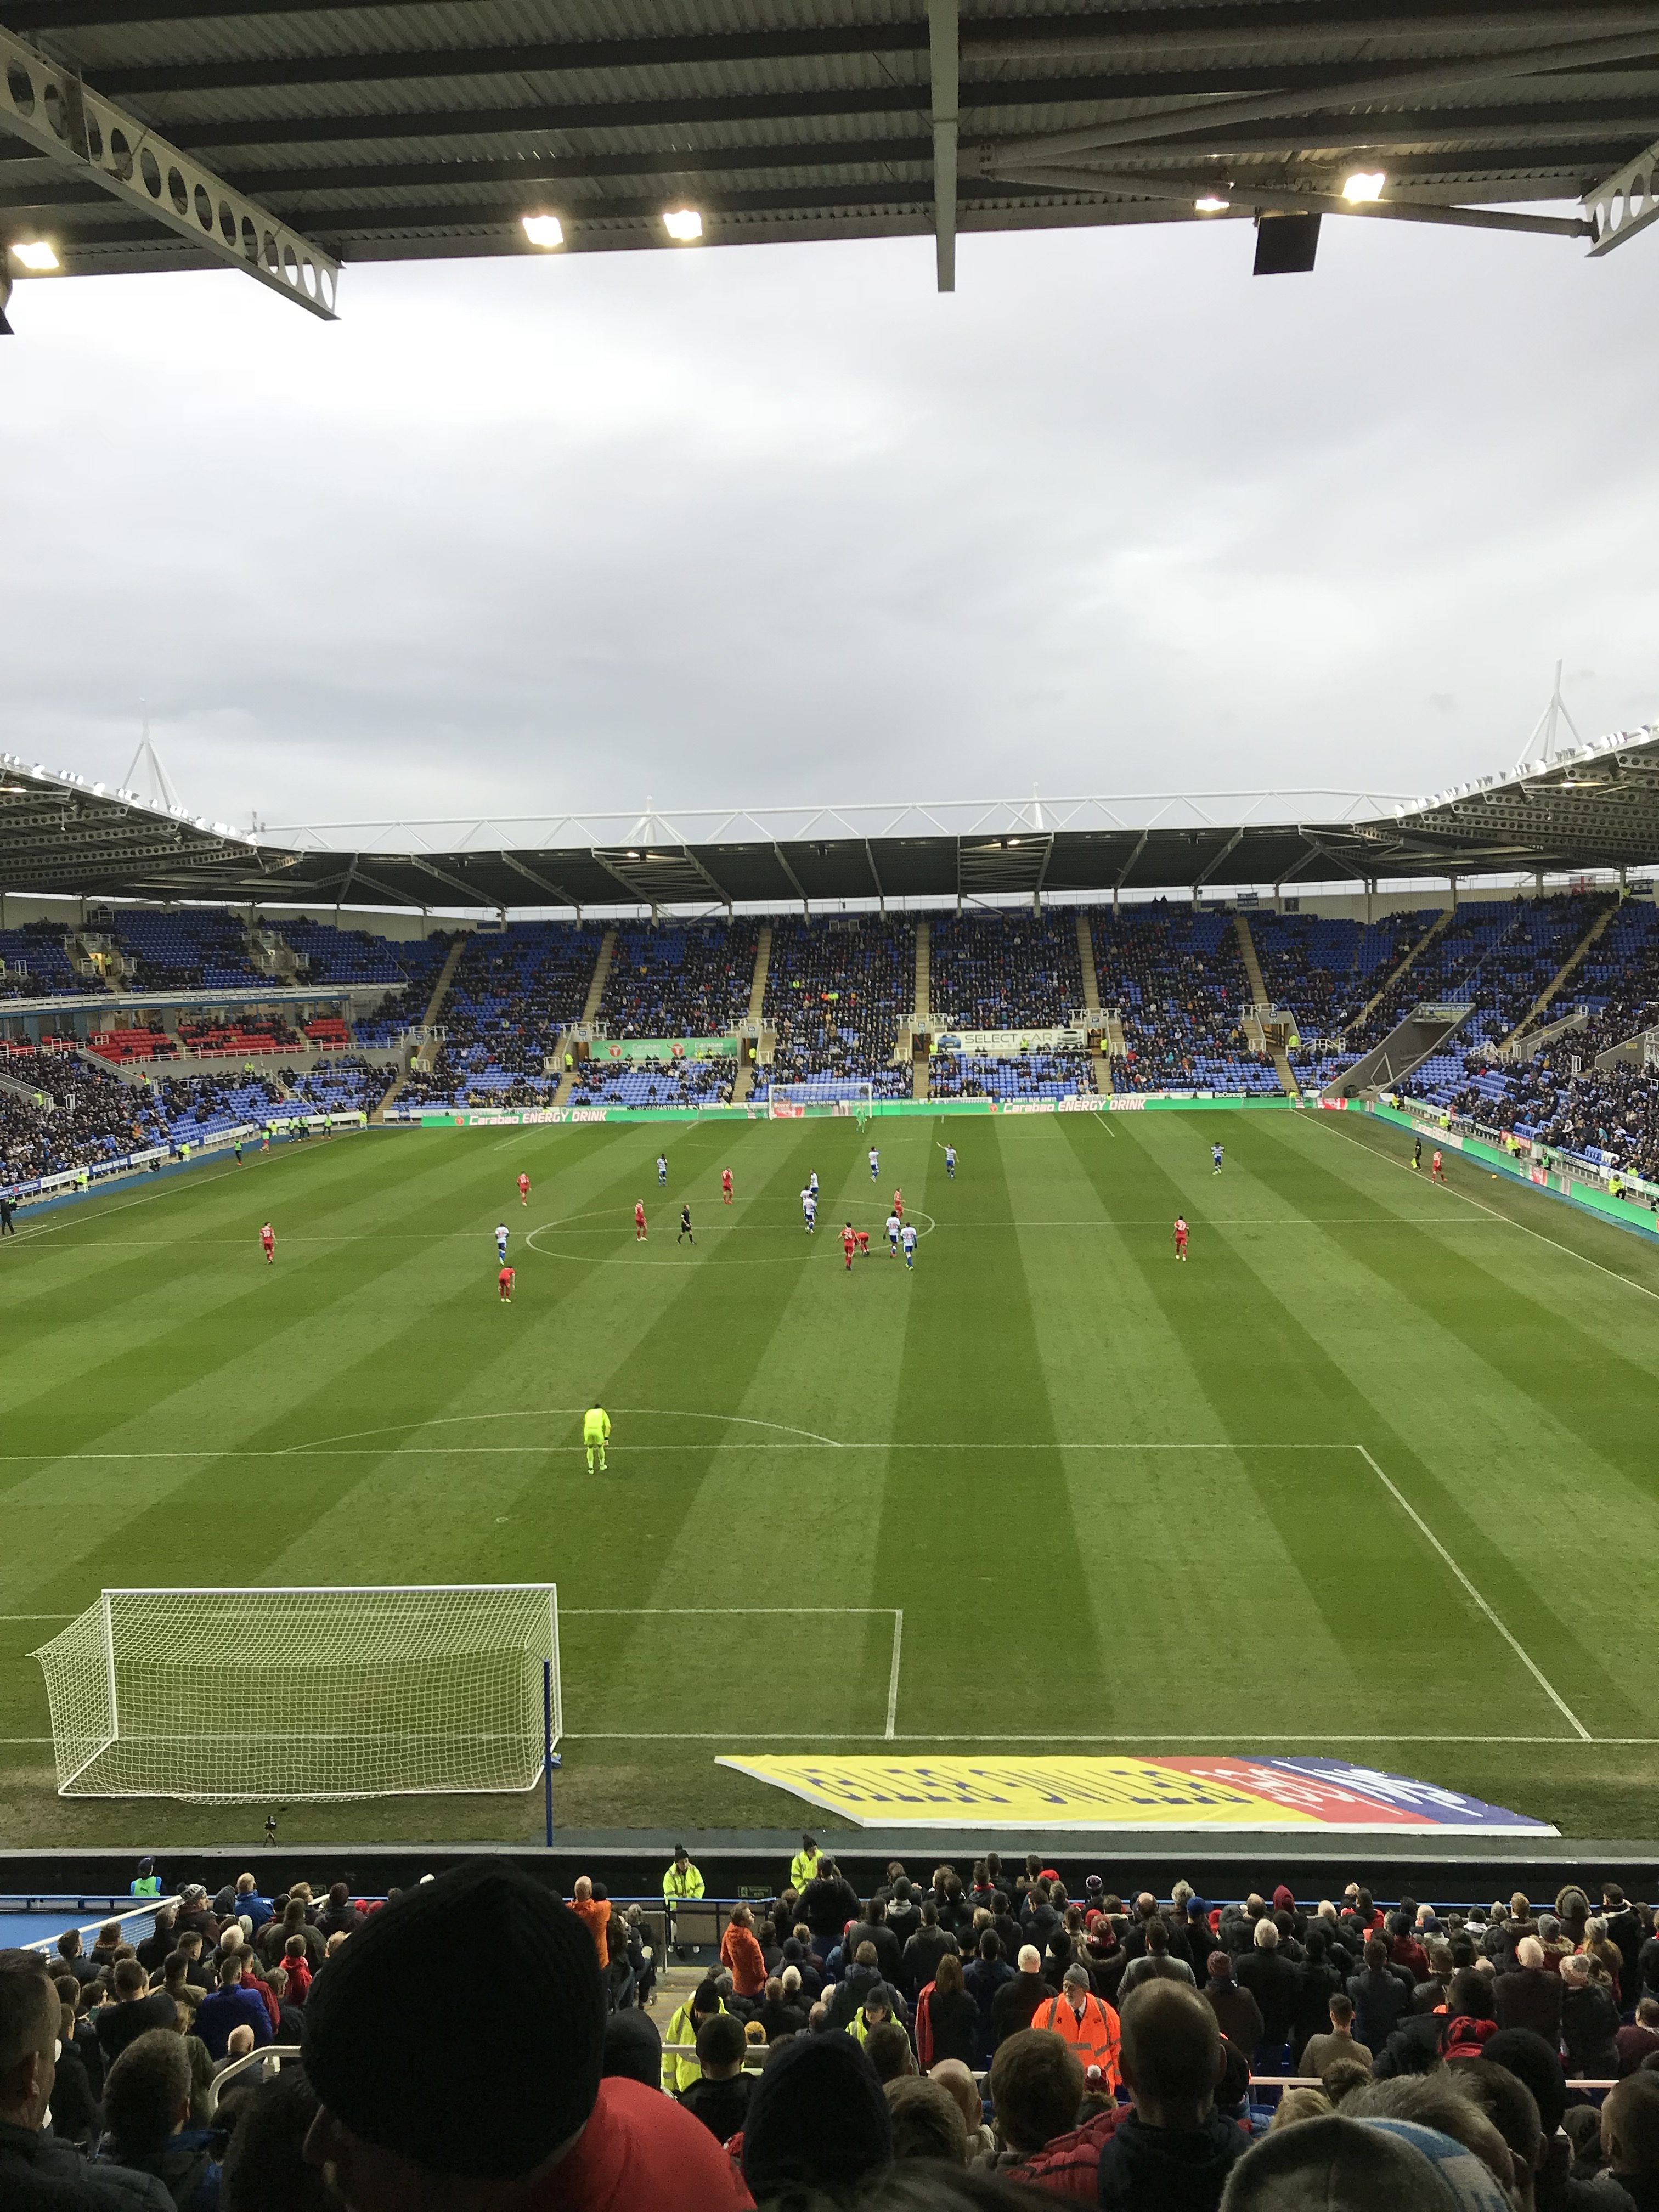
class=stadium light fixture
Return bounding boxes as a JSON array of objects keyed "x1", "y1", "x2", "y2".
[
  {"x1": 662, "y1": 207, "x2": 704, "y2": 242},
  {"x1": 1342, "y1": 172, "x2": 1386, "y2": 203},
  {"x1": 521, "y1": 214, "x2": 565, "y2": 249},
  {"x1": 1194, "y1": 193, "x2": 1230, "y2": 214},
  {"x1": 10, "y1": 239, "x2": 58, "y2": 271}
]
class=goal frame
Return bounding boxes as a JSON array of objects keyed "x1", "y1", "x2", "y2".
[
  {"x1": 766, "y1": 1080, "x2": 874, "y2": 1119},
  {"x1": 33, "y1": 1583, "x2": 561, "y2": 1803}
]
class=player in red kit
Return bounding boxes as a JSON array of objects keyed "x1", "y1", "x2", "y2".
[
  {"x1": 518, "y1": 1172, "x2": 530, "y2": 1206},
  {"x1": 260, "y1": 1221, "x2": 275, "y2": 1264},
  {"x1": 498, "y1": 1264, "x2": 515, "y2": 1302},
  {"x1": 842, "y1": 1222, "x2": 857, "y2": 1271},
  {"x1": 634, "y1": 1201, "x2": 647, "y2": 1241},
  {"x1": 1173, "y1": 1215, "x2": 1189, "y2": 1261},
  {"x1": 721, "y1": 1168, "x2": 733, "y2": 1204},
  {"x1": 854, "y1": 1227, "x2": 870, "y2": 1256},
  {"x1": 893, "y1": 1189, "x2": 904, "y2": 1221},
  {"x1": 1431, "y1": 1149, "x2": 1447, "y2": 1183}
]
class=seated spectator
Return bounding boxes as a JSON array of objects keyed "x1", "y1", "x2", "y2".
[
  {"x1": 94, "y1": 2029, "x2": 221, "y2": 2212},
  {"x1": 300, "y1": 1859, "x2": 749, "y2": 2209},
  {"x1": 740, "y1": 2030, "x2": 890, "y2": 2203},
  {"x1": 884, "y1": 2074, "x2": 969, "y2": 2165},
  {"x1": 988, "y1": 2028, "x2": 1085, "y2": 2169},
  {"x1": 195, "y1": 1961, "x2": 271, "y2": 2064},
  {"x1": 678, "y1": 2015, "x2": 752, "y2": 2143},
  {"x1": 1298, "y1": 1991, "x2": 1372, "y2": 2078},
  {"x1": 1009, "y1": 1979, "x2": 1249, "y2": 2207},
  {"x1": 97, "y1": 1961, "x2": 178, "y2": 2067},
  {"x1": 0, "y1": 1947, "x2": 174, "y2": 2210}
]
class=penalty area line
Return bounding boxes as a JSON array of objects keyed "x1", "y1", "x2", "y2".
[{"x1": 1355, "y1": 1444, "x2": 1590, "y2": 1742}]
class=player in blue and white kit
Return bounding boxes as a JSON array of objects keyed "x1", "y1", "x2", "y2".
[
  {"x1": 944, "y1": 1143, "x2": 956, "y2": 1180},
  {"x1": 809, "y1": 1171, "x2": 819, "y2": 1198},
  {"x1": 801, "y1": 1186, "x2": 816, "y2": 1231},
  {"x1": 901, "y1": 1221, "x2": 918, "y2": 1269},
  {"x1": 868, "y1": 1146, "x2": 879, "y2": 1181},
  {"x1": 1211, "y1": 1142, "x2": 1223, "y2": 1175},
  {"x1": 885, "y1": 1209, "x2": 901, "y2": 1255},
  {"x1": 656, "y1": 1153, "x2": 668, "y2": 1186},
  {"x1": 495, "y1": 1222, "x2": 510, "y2": 1262}
]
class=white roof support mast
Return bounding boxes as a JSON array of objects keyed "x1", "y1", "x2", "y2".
[{"x1": 0, "y1": 22, "x2": 340, "y2": 320}]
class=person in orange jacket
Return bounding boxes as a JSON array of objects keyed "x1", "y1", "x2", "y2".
[
  {"x1": 1034, "y1": 1963, "x2": 1122, "y2": 2092},
  {"x1": 571, "y1": 1874, "x2": 611, "y2": 1967},
  {"x1": 720, "y1": 1901, "x2": 768, "y2": 1998}
]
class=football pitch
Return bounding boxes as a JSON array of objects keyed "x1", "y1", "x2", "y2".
[{"x1": 3, "y1": 1105, "x2": 1657, "y2": 1848}]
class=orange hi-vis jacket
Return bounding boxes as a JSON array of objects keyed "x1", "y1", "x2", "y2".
[{"x1": 1036, "y1": 1988, "x2": 1122, "y2": 2092}]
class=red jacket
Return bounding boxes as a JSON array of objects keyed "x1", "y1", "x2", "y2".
[{"x1": 720, "y1": 1923, "x2": 767, "y2": 1997}]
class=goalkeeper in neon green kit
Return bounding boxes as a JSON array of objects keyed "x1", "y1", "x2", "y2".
[{"x1": 584, "y1": 1406, "x2": 611, "y2": 1472}]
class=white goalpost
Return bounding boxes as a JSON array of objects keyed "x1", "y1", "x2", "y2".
[
  {"x1": 766, "y1": 1080, "x2": 874, "y2": 1119},
  {"x1": 31, "y1": 1585, "x2": 561, "y2": 1802}
]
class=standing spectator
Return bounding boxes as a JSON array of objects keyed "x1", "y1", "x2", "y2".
[
  {"x1": 678, "y1": 2015, "x2": 752, "y2": 2143},
  {"x1": 1348, "y1": 1937, "x2": 1410, "y2": 2051},
  {"x1": 757, "y1": 1976, "x2": 805, "y2": 2042},
  {"x1": 990, "y1": 1946, "x2": 1050, "y2": 2052},
  {"x1": 1118, "y1": 1915, "x2": 1194, "y2": 1999},
  {"x1": 663, "y1": 1980, "x2": 724, "y2": 2097},
  {"x1": 1237, "y1": 1918, "x2": 1300, "y2": 2066},
  {"x1": 299, "y1": 1860, "x2": 750, "y2": 2210},
  {"x1": 1560, "y1": 1954, "x2": 1621, "y2": 2080},
  {"x1": 884, "y1": 2075, "x2": 969, "y2": 2166},
  {"x1": 0, "y1": 1949, "x2": 173, "y2": 2210},
  {"x1": 262, "y1": 1967, "x2": 304, "y2": 2045},
  {"x1": 1034, "y1": 1964, "x2": 1122, "y2": 2091},
  {"x1": 1605, "y1": 1889, "x2": 1650, "y2": 2013},
  {"x1": 1299, "y1": 1993, "x2": 1373, "y2": 2079},
  {"x1": 885, "y1": 1878, "x2": 922, "y2": 1956},
  {"x1": 315, "y1": 1887, "x2": 360, "y2": 1941},
  {"x1": 232, "y1": 1878, "x2": 273, "y2": 1934},
  {"x1": 739, "y1": 2032, "x2": 890, "y2": 2204},
  {"x1": 279, "y1": 1939, "x2": 311, "y2": 2006},
  {"x1": 1201, "y1": 1951, "x2": 1264, "y2": 2061},
  {"x1": 217, "y1": 2069, "x2": 328, "y2": 2212},
  {"x1": 844, "y1": 1902, "x2": 903, "y2": 1990},
  {"x1": 987, "y1": 2029, "x2": 1085, "y2": 2168},
  {"x1": 799, "y1": 1860, "x2": 859, "y2": 1954},
  {"x1": 720, "y1": 1906, "x2": 766, "y2": 2001},
  {"x1": 94, "y1": 2030, "x2": 221, "y2": 2212},
  {"x1": 569, "y1": 1878, "x2": 609, "y2": 1969},
  {"x1": 1496, "y1": 1936, "x2": 1564, "y2": 2042},
  {"x1": 136, "y1": 1912, "x2": 179, "y2": 1979},
  {"x1": 57, "y1": 1930, "x2": 105, "y2": 1990},
  {"x1": 194, "y1": 1961, "x2": 272, "y2": 2064},
  {"x1": 902, "y1": 1901, "x2": 957, "y2": 2000},
  {"x1": 964, "y1": 1932, "x2": 1014, "y2": 2067},
  {"x1": 915, "y1": 1953, "x2": 978, "y2": 2070},
  {"x1": 97, "y1": 1963, "x2": 178, "y2": 2069},
  {"x1": 1620, "y1": 2000, "x2": 1659, "y2": 2078}
]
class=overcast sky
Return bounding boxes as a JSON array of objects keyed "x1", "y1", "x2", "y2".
[{"x1": 2, "y1": 211, "x2": 1654, "y2": 836}]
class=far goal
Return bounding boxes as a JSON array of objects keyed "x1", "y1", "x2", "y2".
[
  {"x1": 766, "y1": 1080, "x2": 874, "y2": 1118},
  {"x1": 32, "y1": 1585, "x2": 560, "y2": 1802}
]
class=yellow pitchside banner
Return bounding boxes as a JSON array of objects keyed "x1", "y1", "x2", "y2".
[{"x1": 714, "y1": 1755, "x2": 1555, "y2": 1833}]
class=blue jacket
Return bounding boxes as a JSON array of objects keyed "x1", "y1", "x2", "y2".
[{"x1": 195, "y1": 1983, "x2": 273, "y2": 2060}]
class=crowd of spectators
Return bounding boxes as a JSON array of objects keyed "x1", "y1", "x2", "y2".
[
  {"x1": 764, "y1": 918, "x2": 915, "y2": 1098},
  {"x1": 398, "y1": 924, "x2": 602, "y2": 1108},
  {"x1": 928, "y1": 915, "x2": 1084, "y2": 1032},
  {"x1": 16, "y1": 1854, "x2": 1659, "y2": 2211},
  {"x1": 569, "y1": 1056, "x2": 736, "y2": 1107},
  {"x1": 600, "y1": 923, "x2": 758, "y2": 1039},
  {"x1": 930, "y1": 1051, "x2": 1096, "y2": 1102},
  {"x1": 1088, "y1": 906, "x2": 1278, "y2": 1094}
]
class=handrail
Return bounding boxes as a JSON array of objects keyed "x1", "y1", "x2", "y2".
[{"x1": 205, "y1": 2043, "x2": 302, "y2": 2117}]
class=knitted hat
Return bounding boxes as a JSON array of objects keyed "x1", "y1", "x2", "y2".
[
  {"x1": 741, "y1": 2031, "x2": 891, "y2": 2198},
  {"x1": 1480, "y1": 2027, "x2": 1568, "y2": 2137},
  {"x1": 601, "y1": 2009, "x2": 662, "y2": 2090},
  {"x1": 303, "y1": 1859, "x2": 604, "y2": 2179},
  {"x1": 1220, "y1": 2113, "x2": 1465, "y2": 2210}
]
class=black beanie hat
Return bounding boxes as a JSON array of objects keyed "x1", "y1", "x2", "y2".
[
  {"x1": 741, "y1": 2032, "x2": 891, "y2": 2199},
  {"x1": 303, "y1": 1858, "x2": 604, "y2": 2178},
  {"x1": 1481, "y1": 2027, "x2": 1568, "y2": 2137},
  {"x1": 601, "y1": 2009, "x2": 662, "y2": 2090}
]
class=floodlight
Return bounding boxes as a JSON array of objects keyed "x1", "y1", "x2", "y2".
[
  {"x1": 662, "y1": 207, "x2": 704, "y2": 242},
  {"x1": 521, "y1": 214, "x2": 565, "y2": 249},
  {"x1": 10, "y1": 239, "x2": 58, "y2": 271},
  {"x1": 1194, "y1": 193, "x2": 1229, "y2": 213},
  {"x1": 1342, "y1": 172, "x2": 1386, "y2": 203}
]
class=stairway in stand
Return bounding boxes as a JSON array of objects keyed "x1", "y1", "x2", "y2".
[
  {"x1": 374, "y1": 931, "x2": 467, "y2": 1121},
  {"x1": 730, "y1": 922, "x2": 772, "y2": 1106},
  {"x1": 1500, "y1": 898, "x2": 1620, "y2": 1050},
  {"x1": 1075, "y1": 911, "x2": 1114, "y2": 1095},
  {"x1": 551, "y1": 929, "x2": 617, "y2": 1107},
  {"x1": 1234, "y1": 913, "x2": 1299, "y2": 1097},
  {"x1": 912, "y1": 919, "x2": 931, "y2": 1099}
]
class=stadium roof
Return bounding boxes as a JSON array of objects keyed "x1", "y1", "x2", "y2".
[
  {"x1": 6, "y1": 731, "x2": 1659, "y2": 913},
  {"x1": 3, "y1": 2, "x2": 1659, "y2": 321}
]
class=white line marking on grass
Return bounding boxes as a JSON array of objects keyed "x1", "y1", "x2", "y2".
[
  {"x1": 278, "y1": 1407, "x2": 845, "y2": 1455},
  {"x1": 886, "y1": 1610, "x2": 904, "y2": 1740},
  {"x1": 1355, "y1": 1444, "x2": 1591, "y2": 1741},
  {"x1": 0, "y1": 1614, "x2": 72, "y2": 1621},
  {"x1": 1314, "y1": 1113, "x2": 1659, "y2": 1305},
  {"x1": 560, "y1": 1730, "x2": 1606, "y2": 1745},
  {"x1": 565, "y1": 1606, "x2": 894, "y2": 1615}
]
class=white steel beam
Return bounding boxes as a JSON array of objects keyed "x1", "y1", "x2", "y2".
[
  {"x1": 927, "y1": 0, "x2": 958, "y2": 293},
  {"x1": 1585, "y1": 134, "x2": 1659, "y2": 254},
  {"x1": 0, "y1": 22, "x2": 339, "y2": 318}
]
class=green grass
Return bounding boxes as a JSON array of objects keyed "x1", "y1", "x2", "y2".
[{"x1": 4, "y1": 1106, "x2": 1659, "y2": 1848}]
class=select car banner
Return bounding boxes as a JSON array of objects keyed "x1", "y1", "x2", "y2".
[{"x1": 713, "y1": 1754, "x2": 1556, "y2": 1833}]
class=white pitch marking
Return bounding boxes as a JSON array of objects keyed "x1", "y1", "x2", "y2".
[
  {"x1": 885, "y1": 1609, "x2": 904, "y2": 1740},
  {"x1": 1355, "y1": 1444, "x2": 1591, "y2": 1741}
]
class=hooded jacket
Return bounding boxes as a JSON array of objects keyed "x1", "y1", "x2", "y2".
[{"x1": 1096, "y1": 2110, "x2": 1250, "y2": 2212}]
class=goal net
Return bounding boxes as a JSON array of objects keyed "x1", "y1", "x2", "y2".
[
  {"x1": 766, "y1": 1080, "x2": 874, "y2": 1118},
  {"x1": 32, "y1": 1585, "x2": 560, "y2": 1802}
]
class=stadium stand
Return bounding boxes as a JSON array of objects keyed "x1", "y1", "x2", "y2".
[
  {"x1": 1091, "y1": 904, "x2": 1280, "y2": 1093},
  {"x1": 929, "y1": 1049, "x2": 1095, "y2": 1101},
  {"x1": 0, "y1": 921, "x2": 80, "y2": 997},
  {"x1": 763, "y1": 918, "x2": 914, "y2": 1100},
  {"x1": 928, "y1": 912, "x2": 1084, "y2": 1030},
  {"x1": 600, "y1": 921, "x2": 758, "y2": 1039},
  {"x1": 281, "y1": 1054, "x2": 386, "y2": 1116},
  {"x1": 12, "y1": 1853, "x2": 1656, "y2": 2210},
  {"x1": 570, "y1": 1056, "x2": 736, "y2": 1107},
  {"x1": 398, "y1": 923, "x2": 602, "y2": 1108}
]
